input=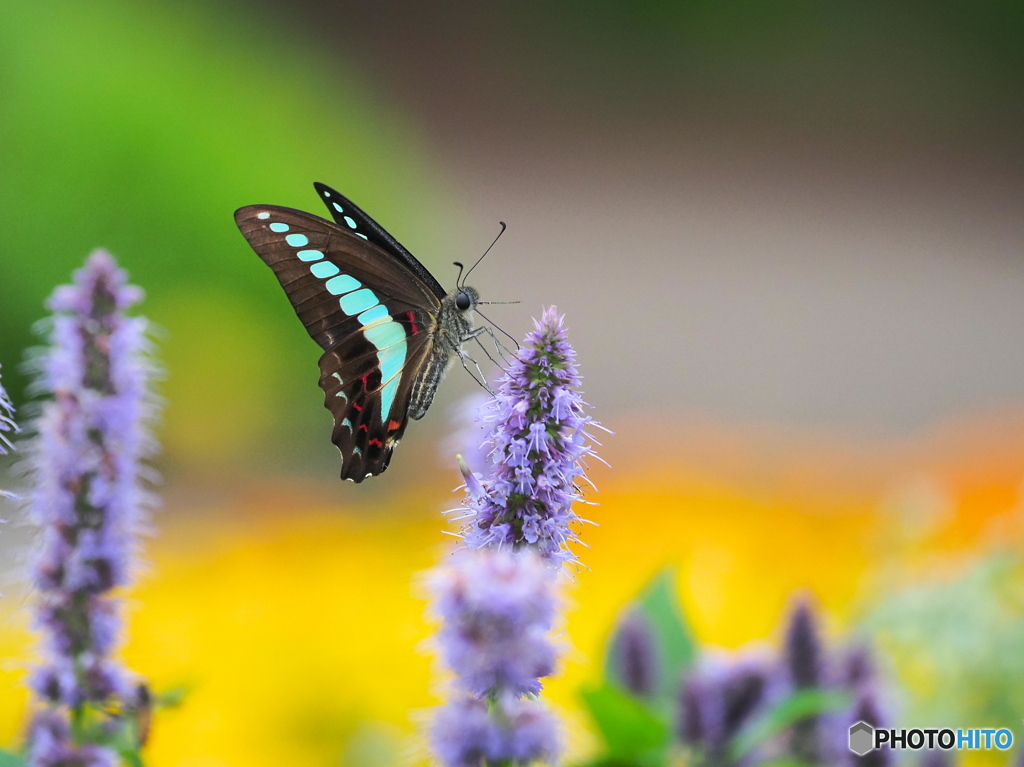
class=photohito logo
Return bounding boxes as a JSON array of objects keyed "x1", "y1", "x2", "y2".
[{"x1": 848, "y1": 721, "x2": 1013, "y2": 756}]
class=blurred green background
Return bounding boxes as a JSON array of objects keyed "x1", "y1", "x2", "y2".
[{"x1": 2, "y1": 1, "x2": 1024, "y2": 765}]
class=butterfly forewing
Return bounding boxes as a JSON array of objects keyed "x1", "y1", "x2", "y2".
[
  {"x1": 236, "y1": 206, "x2": 440, "y2": 348},
  {"x1": 234, "y1": 204, "x2": 444, "y2": 481}
]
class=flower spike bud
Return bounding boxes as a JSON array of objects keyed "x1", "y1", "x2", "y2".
[{"x1": 456, "y1": 454, "x2": 486, "y2": 502}]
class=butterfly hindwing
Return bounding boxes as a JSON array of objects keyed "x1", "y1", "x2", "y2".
[
  {"x1": 234, "y1": 203, "x2": 444, "y2": 481},
  {"x1": 317, "y1": 313, "x2": 435, "y2": 480}
]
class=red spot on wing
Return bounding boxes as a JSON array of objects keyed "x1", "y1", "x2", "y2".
[
  {"x1": 351, "y1": 402, "x2": 363, "y2": 412},
  {"x1": 368, "y1": 438, "x2": 383, "y2": 448},
  {"x1": 387, "y1": 419, "x2": 402, "y2": 431},
  {"x1": 360, "y1": 372, "x2": 371, "y2": 388},
  {"x1": 359, "y1": 423, "x2": 370, "y2": 433},
  {"x1": 405, "y1": 311, "x2": 420, "y2": 335}
]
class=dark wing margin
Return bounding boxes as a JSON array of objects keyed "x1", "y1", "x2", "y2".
[
  {"x1": 318, "y1": 312, "x2": 436, "y2": 481},
  {"x1": 313, "y1": 182, "x2": 448, "y2": 301}
]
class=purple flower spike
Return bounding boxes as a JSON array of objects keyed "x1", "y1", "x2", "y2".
[
  {"x1": 676, "y1": 653, "x2": 774, "y2": 761},
  {"x1": 841, "y1": 643, "x2": 875, "y2": 690},
  {"x1": 610, "y1": 608, "x2": 660, "y2": 698},
  {"x1": 27, "y1": 251, "x2": 159, "y2": 753},
  {"x1": 462, "y1": 307, "x2": 597, "y2": 565},
  {"x1": 430, "y1": 309, "x2": 593, "y2": 766},
  {"x1": 429, "y1": 550, "x2": 558, "y2": 698},
  {"x1": 784, "y1": 598, "x2": 824, "y2": 764},
  {"x1": 848, "y1": 692, "x2": 890, "y2": 767},
  {"x1": 427, "y1": 550, "x2": 563, "y2": 765},
  {"x1": 785, "y1": 598, "x2": 823, "y2": 689}
]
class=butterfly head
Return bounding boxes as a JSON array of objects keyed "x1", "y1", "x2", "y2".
[
  {"x1": 452, "y1": 286, "x2": 479, "y2": 313},
  {"x1": 438, "y1": 286, "x2": 480, "y2": 348}
]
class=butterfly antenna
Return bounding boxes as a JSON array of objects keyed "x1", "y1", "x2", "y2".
[
  {"x1": 462, "y1": 222, "x2": 507, "y2": 287},
  {"x1": 453, "y1": 261, "x2": 465, "y2": 287}
]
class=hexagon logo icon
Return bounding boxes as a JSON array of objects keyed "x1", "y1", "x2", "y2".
[{"x1": 849, "y1": 720, "x2": 875, "y2": 756}]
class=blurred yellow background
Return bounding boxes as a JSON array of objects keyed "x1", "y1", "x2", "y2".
[
  {"x1": 3, "y1": 405, "x2": 1024, "y2": 765},
  {"x1": 2, "y1": 0, "x2": 1024, "y2": 764}
]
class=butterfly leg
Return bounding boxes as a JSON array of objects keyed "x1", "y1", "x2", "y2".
[
  {"x1": 455, "y1": 346, "x2": 496, "y2": 396},
  {"x1": 472, "y1": 334, "x2": 506, "y2": 371},
  {"x1": 461, "y1": 325, "x2": 504, "y2": 374},
  {"x1": 479, "y1": 325, "x2": 515, "y2": 366},
  {"x1": 465, "y1": 323, "x2": 514, "y2": 365}
]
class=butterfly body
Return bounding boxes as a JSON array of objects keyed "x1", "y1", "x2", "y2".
[
  {"x1": 409, "y1": 286, "x2": 479, "y2": 419},
  {"x1": 234, "y1": 184, "x2": 480, "y2": 482}
]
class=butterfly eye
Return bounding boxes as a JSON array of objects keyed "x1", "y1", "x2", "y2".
[{"x1": 456, "y1": 292, "x2": 472, "y2": 311}]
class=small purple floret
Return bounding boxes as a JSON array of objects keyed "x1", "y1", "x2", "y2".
[
  {"x1": 431, "y1": 696, "x2": 560, "y2": 767},
  {"x1": 27, "y1": 710, "x2": 118, "y2": 767}
]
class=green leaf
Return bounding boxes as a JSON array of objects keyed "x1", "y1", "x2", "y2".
[
  {"x1": 119, "y1": 750, "x2": 145, "y2": 767},
  {"x1": 579, "y1": 684, "x2": 671, "y2": 765},
  {"x1": 730, "y1": 689, "x2": 851, "y2": 760},
  {"x1": 0, "y1": 750, "x2": 25, "y2": 767},
  {"x1": 604, "y1": 566, "x2": 695, "y2": 703},
  {"x1": 154, "y1": 683, "x2": 190, "y2": 709}
]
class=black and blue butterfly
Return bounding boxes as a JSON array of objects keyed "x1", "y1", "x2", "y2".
[{"x1": 234, "y1": 183, "x2": 490, "y2": 482}]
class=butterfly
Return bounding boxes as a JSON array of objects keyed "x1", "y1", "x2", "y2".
[{"x1": 234, "y1": 182, "x2": 487, "y2": 482}]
